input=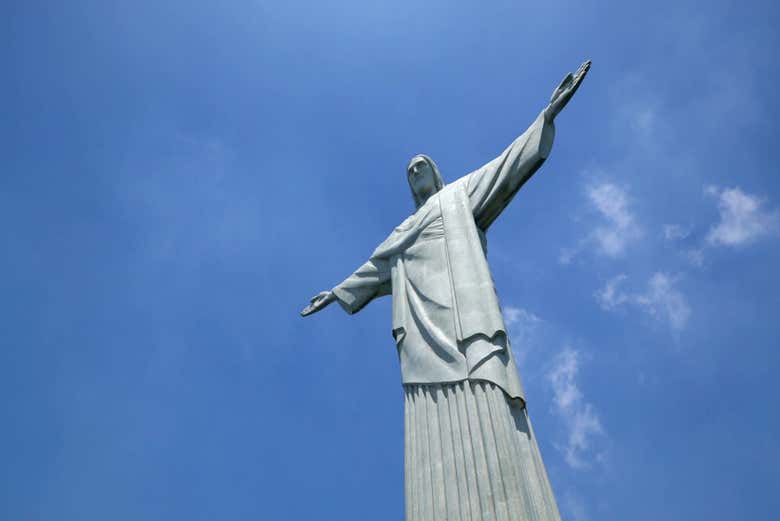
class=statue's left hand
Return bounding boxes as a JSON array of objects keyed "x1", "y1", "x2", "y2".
[
  {"x1": 300, "y1": 290, "x2": 336, "y2": 317},
  {"x1": 545, "y1": 60, "x2": 591, "y2": 121}
]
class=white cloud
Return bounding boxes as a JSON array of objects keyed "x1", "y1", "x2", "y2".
[
  {"x1": 593, "y1": 274, "x2": 629, "y2": 310},
  {"x1": 595, "y1": 273, "x2": 691, "y2": 332},
  {"x1": 609, "y1": 72, "x2": 665, "y2": 147},
  {"x1": 630, "y1": 106, "x2": 657, "y2": 136},
  {"x1": 684, "y1": 248, "x2": 704, "y2": 267},
  {"x1": 558, "y1": 247, "x2": 578, "y2": 265},
  {"x1": 636, "y1": 273, "x2": 691, "y2": 332},
  {"x1": 705, "y1": 186, "x2": 779, "y2": 247},
  {"x1": 547, "y1": 348, "x2": 605, "y2": 470},
  {"x1": 503, "y1": 306, "x2": 541, "y2": 328},
  {"x1": 659, "y1": 188, "x2": 776, "y2": 266},
  {"x1": 563, "y1": 492, "x2": 590, "y2": 521},
  {"x1": 561, "y1": 183, "x2": 641, "y2": 263},
  {"x1": 588, "y1": 183, "x2": 641, "y2": 257},
  {"x1": 663, "y1": 224, "x2": 690, "y2": 241},
  {"x1": 503, "y1": 306, "x2": 542, "y2": 363}
]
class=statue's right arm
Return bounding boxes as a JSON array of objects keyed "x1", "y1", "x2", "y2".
[
  {"x1": 330, "y1": 258, "x2": 391, "y2": 315},
  {"x1": 301, "y1": 208, "x2": 415, "y2": 318},
  {"x1": 300, "y1": 257, "x2": 391, "y2": 317},
  {"x1": 300, "y1": 290, "x2": 337, "y2": 317}
]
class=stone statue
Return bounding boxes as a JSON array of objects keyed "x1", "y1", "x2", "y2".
[{"x1": 302, "y1": 60, "x2": 591, "y2": 521}]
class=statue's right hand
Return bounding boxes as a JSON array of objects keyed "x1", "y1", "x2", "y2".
[{"x1": 300, "y1": 290, "x2": 336, "y2": 317}]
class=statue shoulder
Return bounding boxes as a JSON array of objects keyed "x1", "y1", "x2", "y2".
[{"x1": 394, "y1": 213, "x2": 417, "y2": 233}]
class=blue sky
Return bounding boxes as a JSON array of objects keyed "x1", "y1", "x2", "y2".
[{"x1": 3, "y1": 1, "x2": 779, "y2": 520}]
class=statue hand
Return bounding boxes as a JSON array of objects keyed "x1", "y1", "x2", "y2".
[
  {"x1": 545, "y1": 60, "x2": 591, "y2": 121},
  {"x1": 300, "y1": 290, "x2": 336, "y2": 317}
]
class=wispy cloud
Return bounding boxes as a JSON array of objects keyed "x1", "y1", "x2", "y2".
[
  {"x1": 684, "y1": 248, "x2": 704, "y2": 267},
  {"x1": 593, "y1": 274, "x2": 629, "y2": 310},
  {"x1": 561, "y1": 182, "x2": 641, "y2": 263},
  {"x1": 503, "y1": 306, "x2": 542, "y2": 364},
  {"x1": 504, "y1": 306, "x2": 541, "y2": 328},
  {"x1": 663, "y1": 224, "x2": 691, "y2": 241},
  {"x1": 562, "y1": 491, "x2": 590, "y2": 521},
  {"x1": 630, "y1": 105, "x2": 657, "y2": 137},
  {"x1": 636, "y1": 273, "x2": 691, "y2": 332},
  {"x1": 547, "y1": 348, "x2": 605, "y2": 470},
  {"x1": 705, "y1": 186, "x2": 779, "y2": 247},
  {"x1": 595, "y1": 273, "x2": 691, "y2": 332},
  {"x1": 588, "y1": 183, "x2": 641, "y2": 257},
  {"x1": 662, "y1": 224, "x2": 703, "y2": 267},
  {"x1": 659, "y1": 187, "x2": 777, "y2": 267}
]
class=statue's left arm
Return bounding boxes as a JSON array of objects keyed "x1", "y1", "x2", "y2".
[
  {"x1": 467, "y1": 60, "x2": 590, "y2": 231},
  {"x1": 466, "y1": 108, "x2": 555, "y2": 230}
]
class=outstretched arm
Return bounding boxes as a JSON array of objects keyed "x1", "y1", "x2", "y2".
[
  {"x1": 300, "y1": 290, "x2": 337, "y2": 317},
  {"x1": 301, "y1": 257, "x2": 391, "y2": 317},
  {"x1": 467, "y1": 60, "x2": 590, "y2": 230},
  {"x1": 301, "y1": 211, "x2": 420, "y2": 317}
]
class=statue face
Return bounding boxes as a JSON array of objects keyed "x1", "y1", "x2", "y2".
[{"x1": 408, "y1": 158, "x2": 436, "y2": 200}]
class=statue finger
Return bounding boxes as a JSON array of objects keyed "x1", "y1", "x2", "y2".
[
  {"x1": 310, "y1": 291, "x2": 328, "y2": 303},
  {"x1": 302, "y1": 299, "x2": 324, "y2": 315},
  {"x1": 551, "y1": 75, "x2": 571, "y2": 102},
  {"x1": 552, "y1": 73, "x2": 572, "y2": 94},
  {"x1": 573, "y1": 68, "x2": 588, "y2": 89},
  {"x1": 576, "y1": 61, "x2": 591, "y2": 79}
]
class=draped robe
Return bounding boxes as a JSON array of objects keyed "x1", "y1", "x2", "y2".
[{"x1": 332, "y1": 110, "x2": 555, "y2": 403}]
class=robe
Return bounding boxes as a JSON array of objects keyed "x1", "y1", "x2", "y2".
[{"x1": 332, "y1": 110, "x2": 555, "y2": 403}]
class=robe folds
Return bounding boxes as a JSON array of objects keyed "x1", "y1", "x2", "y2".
[{"x1": 332, "y1": 110, "x2": 555, "y2": 403}]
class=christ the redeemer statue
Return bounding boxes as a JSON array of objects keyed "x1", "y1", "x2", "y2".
[{"x1": 302, "y1": 60, "x2": 591, "y2": 521}]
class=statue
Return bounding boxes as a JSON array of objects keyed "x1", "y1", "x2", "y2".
[{"x1": 302, "y1": 60, "x2": 591, "y2": 521}]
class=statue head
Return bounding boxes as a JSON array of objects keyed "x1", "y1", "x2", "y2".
[{"x1": 407, "y1": 154, "x2": 444, "y2": 208}]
